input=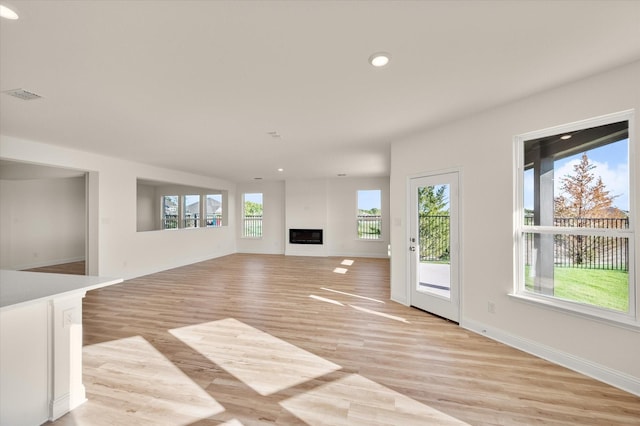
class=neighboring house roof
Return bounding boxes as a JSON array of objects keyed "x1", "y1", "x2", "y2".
[{"x1": 186, "y1": 198, "x2": 222, "y2": 215}]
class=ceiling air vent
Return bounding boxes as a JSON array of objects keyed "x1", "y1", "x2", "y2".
[{"x1": 3, "y1": 88, "x2": 43, "y2": 100}]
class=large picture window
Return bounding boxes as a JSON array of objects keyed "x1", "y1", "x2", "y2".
[{"x1": 515, "y1": 111, "x2": 635, "y2": 323}]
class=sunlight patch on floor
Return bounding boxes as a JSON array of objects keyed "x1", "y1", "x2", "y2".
[
  {"x1": 309, "y1": 294, "x2": 344, "y2": 306},
  {"x1": 170, "y1": 318, "x2": 341, "y2": 396},
  {"x1": 350, "y1": 305, "x2": 410, "y2": 323},
  {"x1": 341, "y1": 259, "x2": 355, "y2": 266},
  {"x1": 219, "y1": 419, "x2": 244, "y2": 426},
  {"x1": 69, "y1": 335, "x2": 223, "y2": 426},
  {"x1": 333, "y1": 267, "x2": 348, "y2": 274},
  {"x1": 280, "y1": 373, "x2": 469, "y2": 426},
  {"x1": 321, "y1": 287, "x2": 385, "y2": 304}
]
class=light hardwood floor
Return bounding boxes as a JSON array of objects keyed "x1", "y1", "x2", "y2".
[
  {"x1": 50, "y1": 254, "x2": 639, "y2": 425},
  {"x1": 24, "y1": 260, "x2": 86, "y2": 275}
]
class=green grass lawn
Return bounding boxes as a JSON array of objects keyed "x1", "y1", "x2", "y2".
[{"x1": 525, "y1": 266, "x2": 628, "y2": 312}]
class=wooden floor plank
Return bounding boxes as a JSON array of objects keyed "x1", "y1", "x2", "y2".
[
  {"x1": 23, "y1": 260, "x2": 86, "y2": 275},
  {"x1": 50, "y1": 254, "x2": 640, "y2": 425}
]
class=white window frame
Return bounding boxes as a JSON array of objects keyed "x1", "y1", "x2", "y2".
[
  {"x1": 183, "y1": 194, "x2": 201, "y2": 229},
  {"x1": 356, "y1": 189, "x2": 383, "y2": 241},
  {"x1": 161, "y1": 195, "x2": 179, "y2": 230},
  {"x1": 242, "y1": 192, "x2": 263, "y2": 238},
  {"x1": 205, "y1": 193, "x2": 223, "y2": 228},
  {"x1": 512, "y1": 110, "x2": 637, "y2": 328}
]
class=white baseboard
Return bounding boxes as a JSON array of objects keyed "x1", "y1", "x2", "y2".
[
  {"x1": 461, "y1": 318, "x2": 640, "y2": 397},
  {"x1": 14, "y1": 256, "x2": 85, "y2": 271},
  {"x1": 327, "y1": 251, "x2": 390, "y2": 259},
  {"x1": 123, "y1": 251, "x2": 236, "y2": 280},
  {"x1": 49, "y1": 394, "x2": 70, "y2": 421},
  {"x1": 49, "y1": 387, "x2": 86, "y2": 421},
  {"x1": 284, "y1": 249, "x2": 328, "y2": 257},
  {"x1": 236, "y1": 248, "x2": 284, "y2": 255}
]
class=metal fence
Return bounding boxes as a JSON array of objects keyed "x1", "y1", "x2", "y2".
[
  {"x1": 419, "y1": 214, "x2": 450, "y2": 262},
  {"x1": 358, "y1": 215, "x2": 381, "y2": 239},
  {"x1": 244, "y1": 215, "x2": 263, "y2": 237},
  {"x1": 183, "y1": 215, "x2": 199, "y2": 228},
  {"x1": 206, "y1": 214, "x2": 223, "y2": 227},
  {"x1": 162, "y1": 214, "x2": 223, "y2": 229},
  {"x1": 162, "y1": 215, "x2": 178, "y2": 229},
  {"x1": 523, "y1": 216, "x2": 629, "y2": 270}
]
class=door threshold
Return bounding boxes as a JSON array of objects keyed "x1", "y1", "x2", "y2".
[{"x1": 410, "y1": 305, "x2": 459, "y2": 325}]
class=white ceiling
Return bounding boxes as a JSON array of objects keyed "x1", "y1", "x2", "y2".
[{"x1": 1, "y1": 1, "x2": 639, "y2": 182}]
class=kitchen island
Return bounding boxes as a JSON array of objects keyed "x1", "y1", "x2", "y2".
[{"x1": 0, "y1": 270, "x2": 122, "y2": 426}]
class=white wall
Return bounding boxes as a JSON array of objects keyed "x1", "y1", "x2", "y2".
[
  {"x1": 390, "y1": 60, "x2": 640, "y2": 394},
  {"x1": 327, "y1": 177, "x2": 389, "y2": 258},
  {"x1": 236, "y1": 180, "x2": 286, "y2": 255},
  {"x1": 137, "y1": 182, "x2": 229, "y2": 231},
  {"x1": 0, "y1": 176, "x2": 85, "y2": 269},
  {"x1": 0, "y1": 137, "x2": 237, "y2": 279},
  {"x1": 285, "y1": 179, "x2": 329, "y2": 256},
  {"x1": 136, "y1": 182, "x2": 155, "y2": 232},
  {"x1": 235, "y1": 177, "x2": 390, "y2": 258}
]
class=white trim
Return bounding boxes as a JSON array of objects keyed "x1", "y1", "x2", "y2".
[
  {"x1": 236, "y1": 248, "x2": 283, "y2": 255},
  {"x1": 406, "y1": 168, "x2": 462, "y2": 322},
  {"x1": 327, "y1": 251, "x2": 389, "y2": 259},
  {"x1": 241, "y1": 192, "x2": 264, "y2": 238},
  {"x1": 356, "y1": 188, "x2": 383, "y2": 241},
  {"x1": 513, "y1": 109, "x2": 637, "y2": 325},
  {"x1": 509, "y1": 292, "x2": 639, "y2": 331},
  {"x1": 516, "y1": 110, "x2": 635, "y2": 143},
  {"x1": 522, "y1": 226, "x2": 632, "y2": 237},
  {"x1": 461, "y1": 318, "x2": 640, "y2": 397},
  {"x1": 13, "y1": 256, "x2": 86, "y2": 271}
]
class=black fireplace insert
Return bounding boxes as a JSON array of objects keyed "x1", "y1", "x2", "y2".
[{"x1": 289, "y1": 229, "x2": 323, "y2": 244}]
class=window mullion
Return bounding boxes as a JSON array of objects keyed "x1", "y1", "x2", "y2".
[{"x1": 524, "y1": 226, "x2": 632, "y2": 237}]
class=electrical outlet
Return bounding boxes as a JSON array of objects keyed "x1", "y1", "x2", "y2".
[{"x1": 488, "y1": 301, "x2": 496, "y2": 314}]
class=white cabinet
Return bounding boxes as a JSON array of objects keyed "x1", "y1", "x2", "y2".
[{"x1": 0, "y1": 271, "x2": 122, "y2": 425}]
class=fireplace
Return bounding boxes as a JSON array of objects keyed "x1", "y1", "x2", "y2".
[{"x1": 289, "y1": 229, "x2": 323, "y2": 245}]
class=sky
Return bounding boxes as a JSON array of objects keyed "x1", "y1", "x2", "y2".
[
  {"x1": 524, "y1": 138, "x2": 629, "y2": 212},
  {"x1": 358, "y1": 190, "x2": 381, "y2": 211},
  {"x1": 244, "y1": 193, "x2": 263, "y2": 204}
]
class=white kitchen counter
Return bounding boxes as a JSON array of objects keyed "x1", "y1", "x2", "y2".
[
  {"x1": 0, "y1": 270, "x2": 123, "y2": 425},
  {"x1": 0, "y1": 269, "x2": 122, "y2": 310}
]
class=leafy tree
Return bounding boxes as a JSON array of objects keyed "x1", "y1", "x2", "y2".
[
  {"x1": 418, "y1": 185, "x2": 448, "y2": 215},
  {"x1": 244, "y1": 201, "x2": 263, "y2": 216},
  {"x1": 367, "y1": 207, "x2": 381, "y2": 216},
  {"x1": 418, "y1": 185, "x2": 449, "y2": 261}
]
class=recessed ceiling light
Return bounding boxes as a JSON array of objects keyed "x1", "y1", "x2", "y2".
[
  {"x1": 560, "y1": 134, "x2": 572, "y2": 140},
  {"x1": 0, "y1": 5, "x2": 19, "y2": 20},
  {"x1": 337, "y1": 173, "x2": 347, "y2": 177},
  {"x1": 368, "y1": 52, "x2": 391, "y2": 67},
  {"x1": 254, "y1": 177, "x2": 262, "y2": 180},
  {"x1": 277, "y1": 168, "x2": 284, "y2": 172}
]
